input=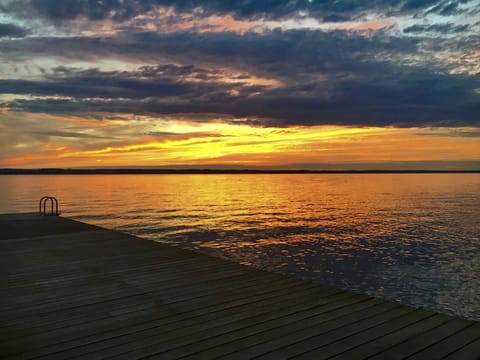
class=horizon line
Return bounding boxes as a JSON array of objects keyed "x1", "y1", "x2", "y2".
[{"x1": 1, "y1": 168, "x2": 479, "y2": 175}]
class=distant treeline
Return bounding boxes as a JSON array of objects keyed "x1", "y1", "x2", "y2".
[{"x1": 0, "y1": 168, "x2": 478, "y2": 175}]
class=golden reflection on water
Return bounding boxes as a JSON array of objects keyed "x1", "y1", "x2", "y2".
[{"x1": 0, "y1": 174, "x2": 479, "y2": 319}]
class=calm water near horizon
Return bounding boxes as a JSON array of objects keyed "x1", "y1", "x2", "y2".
[{"x1": 1, "y1": 173, "x2": 479, "y2": 320}]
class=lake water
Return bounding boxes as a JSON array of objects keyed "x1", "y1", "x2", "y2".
[{"x1": 1, "y1": 174, "x2": 479, "y2": 320}]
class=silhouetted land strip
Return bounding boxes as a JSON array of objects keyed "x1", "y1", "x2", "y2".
[
  {"x1": 1, "y1": 168, "x2": 479, "y2": 175},
  {"x1": 1, "y1": 213, "x2": 479, "y2": 359}
]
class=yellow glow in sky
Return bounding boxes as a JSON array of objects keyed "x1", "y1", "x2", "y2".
[{"x1": 1, "y1": 112, "x2": 478, "y2": 169}]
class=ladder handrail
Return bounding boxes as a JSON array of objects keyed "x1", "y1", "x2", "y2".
[{"x1": 39, "y1": 196, "x2": 59, "y2": 216}]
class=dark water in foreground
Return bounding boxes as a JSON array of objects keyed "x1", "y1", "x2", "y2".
[{"x1": 1, "y1": 174, "x2": 479, "y2": 320}]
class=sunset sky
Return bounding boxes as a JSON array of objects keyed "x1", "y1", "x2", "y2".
[{"x1": 0, "y1": 0, "x2": 479, "y2": 170}]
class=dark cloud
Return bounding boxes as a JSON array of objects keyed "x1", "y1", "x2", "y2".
[
  {"x1": 439, "y1": 2, "x2": 462, "y2": 15},
  {"x1": 5, "y1": 67, "x2": 479, "y2": 128},
  {"x1": 3, "y1": 0, "x2": 473, "y2": 24},
  {"x1": 0, "y1": 64, "x2": 226, "y2": 99},
  {"x1": 102, "y1": 30, "x2": 420, "y2": 82},
  {"x1": 256, "y1": 73, "x2": 480, "y2": 127},
  {"x1": 415, "y1": 130, "x2": 480, "y2": 137},
  {"x1": 401, "y1": 0, "x2": 440, "y2": 11},
  {"x1": 322, "y1": 14, "x2": 353, "y2": 22},
  {"x1": 284, "y1": 160, "x2": 480, "y2": 170},
  {"x1": 426, "y1": 1, "x2": 463, "y2": 15},
  {"x1": 27, "y1": 0, "x2": 164, "y2": 22},
  {"x1": 0, "y1": 23, "x2": 28, "y2": 38},
  {"x1": 0, "y1": 78, "x2": 188, "y2": 99},
  {"x1": 423, "y1": 0, "x2": 478, "y2": 16},
  {"x1": 1, "y1": 27, "x2": 479, "y2": 128},
  {"x1": 29, "y1": 130, "x2": 113, "y2": 139},
  {"x1": 1, "y1": 0, "x2": 478, "y2": 131},
  {"x1": 0, "y1": 30, "x2": 411, "y2": 75},
  {"x1": 403, "y1": 23, "x2": 469, "y2": 33},
  {"x1": 146, "y1": 131, "x2": 225, "y2": 141}
]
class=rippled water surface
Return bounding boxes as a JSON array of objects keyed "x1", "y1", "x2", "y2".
[{"x1": 1, "y1": 174, "x2": 479, "y2": 320}]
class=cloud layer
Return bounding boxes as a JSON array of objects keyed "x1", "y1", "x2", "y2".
[
  {"x1": 0, "y1": 0, "x2": 479, "y2": 167},
  {"x1": 2, "y1": 26, "x2": 479, "y2": 126}
]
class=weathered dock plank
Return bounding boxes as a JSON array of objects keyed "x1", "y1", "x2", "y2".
[{"x1": 1, "y1": 213, "x2": 479, "y2": 359}]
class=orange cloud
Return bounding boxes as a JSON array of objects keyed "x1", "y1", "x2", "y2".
[{"x1": 2, "y1": 114, "x2": 478, "y2": 169}]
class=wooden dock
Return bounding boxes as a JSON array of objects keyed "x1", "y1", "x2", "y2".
[{"x1": 1, "y1": 213, "x2": 479, "y2": 359}]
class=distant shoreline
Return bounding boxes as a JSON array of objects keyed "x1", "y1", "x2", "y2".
[{"x1": 1, "y1": 169, "x2": 478, "y2": 175}]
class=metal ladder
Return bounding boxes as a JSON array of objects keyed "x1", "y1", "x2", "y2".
[{"x1": 39, "y1": 196, "x2": 60, "y2": 216}]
